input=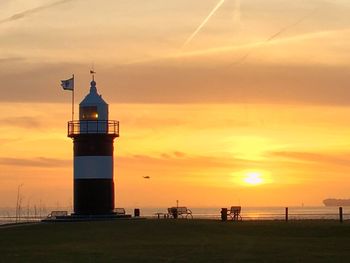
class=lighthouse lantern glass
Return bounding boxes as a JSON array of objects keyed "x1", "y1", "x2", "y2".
[{"x1": 80, "y1": 106, "x2": 98, "y2": 120}]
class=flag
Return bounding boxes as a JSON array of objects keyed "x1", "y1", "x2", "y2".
[
  {"x1": 61, "y1": 77, "x2": 74, "y2": 91},
  {"x1": 90, "y1": 70, "x2": 96, "y2": 74}
]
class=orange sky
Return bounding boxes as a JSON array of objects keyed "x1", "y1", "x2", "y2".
[{"x1": 1, "y1": 0, "x2": 350, "y2": 208}]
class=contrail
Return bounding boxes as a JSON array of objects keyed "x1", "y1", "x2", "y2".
[
  {"x1": 265, "y1": 9, "x2": 318, "y2": 42},
  {"x1": 182, "y1": 0, "x2": 225, "y2": 48},
  {"x1": 227, "y1": 8, "x2": 319, "y2": 67},
  {"x1": 0, "y1": 0, "x2": 73, "y2": 25},
  {"x1": 232, "y1": 0, "x2": 241, "y2": 25},
  {"x1": 125, "y1": 28, "x2": 338, "y2": 66}
]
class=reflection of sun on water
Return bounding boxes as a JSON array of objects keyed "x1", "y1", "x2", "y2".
[{"x1": 243, "y1": 172, "x2": 264, "y2": 186}]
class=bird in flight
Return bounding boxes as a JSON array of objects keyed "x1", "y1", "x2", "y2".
[{"x1": 143, "y1": 176, "x2": 151, "y2": 179}]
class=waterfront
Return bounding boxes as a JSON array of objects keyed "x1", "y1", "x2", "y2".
[{"x1": 1, "y1": 206, "x2": 348, "y2": 225}]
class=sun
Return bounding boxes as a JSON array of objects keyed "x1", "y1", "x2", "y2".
[{"x1": 243, "y1": 172, "x2": 264, "y2": 186}]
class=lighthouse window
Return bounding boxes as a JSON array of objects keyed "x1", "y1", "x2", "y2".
[{"x1": 80, "y1": 106, "x2": 98, "y2": 120}]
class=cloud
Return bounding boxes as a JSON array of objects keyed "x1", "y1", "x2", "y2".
[
  {"x1": 269, "y1": 151, "x2": 350, "y2": 167},
  {"x1": 173, "y1": 151, "x2": 186, "y2": 158},
  {"x1": 0, "y1": 138, "x2": 19, "y2": 145},
  {"x1": 0, "y1": 57, "x2": 24, "y2": 63},
  {"x1": 160, "y1": 151, "x2": 186, "y2": 159},
  {"x1": 0, "y1": 116, "x2": 42, "y2": 129},
  {"x1": 1, "y1": 60, "x2": 350, "y2": 106},
  {"x1": 0, "y1": 0, "x2": 73, "y2": 25},
  {"x1": 120, "y1": 153, "x2": 261, "y2": 172},
  {"x1": 0, "y1": 157, "x2": 70, "y2": 168},
  {"x1": 102, "y1": 63, "x2": 350, "y2": 106}
]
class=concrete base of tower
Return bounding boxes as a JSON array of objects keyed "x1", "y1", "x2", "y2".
[{"x1": 74, "y1": 179, "x2": 115, "y2": 215}]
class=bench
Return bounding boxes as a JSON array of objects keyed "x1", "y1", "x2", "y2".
[
  {"x1": 115, "y1": 208, "x2": 126, "y2": 215},
  {"x1": 47, "y1": 211, "x2": 68, "y2": 219},
  {"x1": 155, "y1": 212, "x2": 170, "y2": 219},
  {"x1": 168, "y1": 207, "x2": 193, "y2": 219},
  {"x1": 228, "y1": 206, "x2": 242, "y2": 221}
]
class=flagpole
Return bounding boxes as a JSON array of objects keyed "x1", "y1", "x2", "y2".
[{"x1": 72, "y1": 74, "x2": 75, "y2": 122}]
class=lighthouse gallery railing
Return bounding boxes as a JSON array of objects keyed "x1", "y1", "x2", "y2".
[{"x1": 68, "y1": 120, "x2": 119, "y2": 137}]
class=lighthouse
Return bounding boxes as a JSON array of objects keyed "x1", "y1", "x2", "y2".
[{"x1": 68, "y1": 78, "x2": 119, "y2": 215}]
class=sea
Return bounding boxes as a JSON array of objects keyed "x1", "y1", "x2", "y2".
[
  {"x1": 0, "y1": 206, "x2": 348, "y2": 225},
  {"x1": 137, "y1": 206, "x2": 348, "y2": 220}
]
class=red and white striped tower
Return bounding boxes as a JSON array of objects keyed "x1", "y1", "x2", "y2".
[{"x1": 68, "y1": 78, "x2": 119, "y2": 215}]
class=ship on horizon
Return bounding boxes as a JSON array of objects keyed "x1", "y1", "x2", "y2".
[{"x1": 323, "y1": 198, "x2": 350, "y2": 207}]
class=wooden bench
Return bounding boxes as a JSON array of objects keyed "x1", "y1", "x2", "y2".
[
  {"x1": 155, "y1": 212, "x2": 169, "y2": 219},
  {"x1": 47, "y1": 211, "x2": 68, "y2": 219},
  {"x1": 115, "y1": 208, "x2": 126, "y2": 215},
  {"x1": 228, "y1": 206, "x2": 242, "y2": 221},
  {"x1": 168, "y1": 207, "x2": 193, "y2": 219}
]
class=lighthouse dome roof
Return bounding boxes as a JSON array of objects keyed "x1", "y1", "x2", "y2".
[{"x1": 80, "y1": 80, "x2": 108, "y2": 106}]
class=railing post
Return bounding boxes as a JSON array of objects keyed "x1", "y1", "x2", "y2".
[
  {"x1": 285, "y1": 207, "x2": 288, "y2": 222},
  {"x1": 339, "y1": 207, "x2": 343, "y2": 223}
]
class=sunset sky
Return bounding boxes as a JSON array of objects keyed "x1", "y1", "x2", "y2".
[{"x1": 1, "y1": 0, "x2": 350, "y2": 209}]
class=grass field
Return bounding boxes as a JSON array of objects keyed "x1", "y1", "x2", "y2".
[{"x1": 0, "y1": 219, "x2": 350, "y2": 262}]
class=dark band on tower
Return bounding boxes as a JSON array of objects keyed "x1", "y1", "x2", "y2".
[{"x1": 68, "y1": 79, "x2": 119, "y2": 215}]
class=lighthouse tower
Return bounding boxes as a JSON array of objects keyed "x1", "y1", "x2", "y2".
[{"x1": 68, "y1": 79, "x2": 119, "y2": 215}]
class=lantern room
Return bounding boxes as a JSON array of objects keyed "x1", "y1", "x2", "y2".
[{"x1": 79, "y1": 80, "x2": 108, "y2": 121}]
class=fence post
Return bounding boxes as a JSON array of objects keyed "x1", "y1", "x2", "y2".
[
  {"x1": 339, "y1": 207, "x2": 343, "y2": 223},
  {"x1": 285, "y1": 207, "x2": 288, "y2": 222}
]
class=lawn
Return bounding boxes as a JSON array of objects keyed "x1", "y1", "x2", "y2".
[{"x1": 0, "y1": 219, "x2": 349, "y2": 262}]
